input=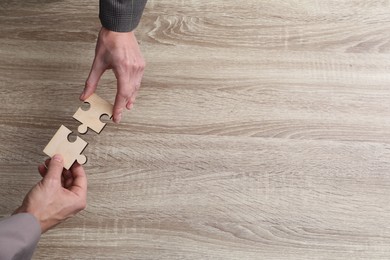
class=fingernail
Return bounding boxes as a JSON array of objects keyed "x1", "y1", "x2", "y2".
[
  {"x1": 79, "y1": 91, "x2": 85, "y2": 100},
  {"x1": 114, "y1": 113, "x2": 122, "y2": 124},
  {"x1": 53, "y1": 154, "x2": 63, "y2": 162}
]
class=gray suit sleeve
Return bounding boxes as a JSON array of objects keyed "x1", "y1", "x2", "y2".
[
  {"x1": 0, "y1": 213, "x2": 41, "y2": 260},
  {"x1": 100, "y1": 0, "x2": 148, "y2": 32}
]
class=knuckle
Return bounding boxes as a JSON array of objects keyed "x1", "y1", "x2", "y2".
[
  {"x1": 85, "y1": 80, "x2": 94, "y2": 88},
  {"x1": 135, "y1": 59, "x2": 146, "y2": 71},
  {"x1": 77, "y1": 199, "x2": 87, "y2": 210},
  {"x1": 139, "y1": 60, "x2": 146, "y2": 70},
  {"x1": 131, "y1": 61, "x2": 140, "y2": 71},
  {"x1": 81, "y1": 201, "x2": 87, "y2": 210},
  {"x1": 119, "y1": 58, "x2": 145, "y2": 71},
  {"x1": 120, "y1": 59, "x2": 132, "y2": 70},
  {"x1": 45, "y1": 176, "x2": 60, "y2": 186},
  {"x1": 118, "y1": 88, "x2": 132, "y2": 98}
]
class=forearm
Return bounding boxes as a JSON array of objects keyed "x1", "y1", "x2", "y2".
[
  {"x1": 0, "y1": 213, "x2": 41, "y2": 260},
  {"x1": 99, "y1": 0, "x2": 148, "y2": 32}
]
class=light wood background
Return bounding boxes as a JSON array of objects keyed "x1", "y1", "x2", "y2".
[{"x1": 1, "y1": 0, "x2": 390, "y2": 259}]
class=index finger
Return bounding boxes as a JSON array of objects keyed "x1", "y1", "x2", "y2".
[{"x1": 69, "y1": 162, "x2": 87, "y2": 197}]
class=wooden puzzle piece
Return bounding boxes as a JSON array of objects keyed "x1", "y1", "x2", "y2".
[
  {"x1": 43, "y1": 125, "x2": 88, "y2": 170},
  {"x1": 73, "y1": 93, "x2": 113, "y2": 134}
]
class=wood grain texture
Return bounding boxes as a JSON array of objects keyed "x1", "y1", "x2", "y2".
[{"x1": 1, "y1": 0, "x2": 390, "y2": 259}]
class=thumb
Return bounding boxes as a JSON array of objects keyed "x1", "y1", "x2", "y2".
[
  {"x1": 81, "y1": 59, "x2": 105, "y2": 100},
  {"x1": 42, "y1": 154, "x2": 64, "y2": 185}
]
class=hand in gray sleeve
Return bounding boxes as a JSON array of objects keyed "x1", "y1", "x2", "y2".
[
  {"x1": 1, "y1": 155, "x2": 87, "y2": 259},
  {"x1": 0, "y1": 213, "x2": 41, "y2": 260},
  {"x1": 100, "y1": 0, "x2": 148, "y2": 32},
  {"x1": 82, "y1": 0, "x2": 147, "y2": 123}
]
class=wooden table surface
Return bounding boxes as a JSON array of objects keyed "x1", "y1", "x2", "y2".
[{"x1": 1, "y1": 0, "x2": 390, "y2": 259}]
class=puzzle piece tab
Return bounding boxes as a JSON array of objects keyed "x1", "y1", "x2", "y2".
[
  {"x1": 43, "y1": 125, "x2": 88, "y2": 170},
  {"x1": 73, "y1": 93, "x2": 113, "y2": 134}
]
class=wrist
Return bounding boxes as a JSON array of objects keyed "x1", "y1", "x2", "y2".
[
  {"x1": 100, "y1": 26, "x2": 134, "y2": 36},
  {"x1": 13, "y1": 205, "x2": 50, "y2": 233},
  {"x1": 13, "y1": 208, "x2": 43, "y2": 233}
]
